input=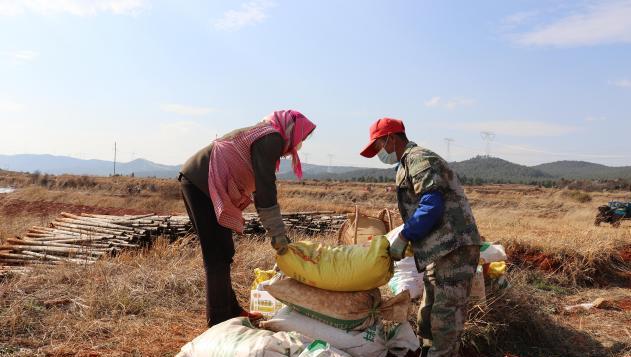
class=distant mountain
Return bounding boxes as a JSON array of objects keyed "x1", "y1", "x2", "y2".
[
  {"x1": 117, "y1": 159, "x2": 181, "y2": 178},
  {"x1": 451, "y1": 156, "x2": 553, "y2": 183},
  {"x1": 283, "y1": 156, "x2": 631, "y2": 184},
  {"x1": 2, "y1": 154, "x2": 631, "y2": 183},
  {"x1": 0, "y1": 154, "x2": 180, "y2": 178},
  {"x1": 309, "y1": 167, "x2": 395, "y2": 181},
  {"x1": 0, "y1": 154, "x2": 362, "y2": 180},
  {"x1": 278, "y1": 166, "x2": 394, "y2": 181},
  {"x1": 281, "y1": 156, "x2": 556, "y2": 183},
  {"x1": 533, "y1": 161, "x2": 631, "y2": 180},
  {"x1": 277, "y1": 160, "x2": 360, "y2": 177}
]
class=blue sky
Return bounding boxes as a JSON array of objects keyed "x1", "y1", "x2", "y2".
[{"x1": 1, "y1": 0, "x2": 630, "y2": 168}]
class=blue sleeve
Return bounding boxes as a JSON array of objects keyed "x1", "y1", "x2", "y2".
[{"x1": 401, "y1": 191, "x2": 445, "y2": 242}]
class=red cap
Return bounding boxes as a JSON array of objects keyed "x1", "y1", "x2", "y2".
[{"x1": 360, "y1": 118, "x2": 405, "y2": 158}]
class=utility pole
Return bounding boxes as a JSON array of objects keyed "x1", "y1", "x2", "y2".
[
  {"x1": 327, "y1": 154, "x2": 334, "y2": 173},
  {"x1": 444, "y1": 138, "x2": 454, "y2": 162},
  {"x1": 113, "y1": 141, "x2": 117, "y2": 176},
  {"x1": 480, "y1": 131, "x2": 495, "y2": 158}
]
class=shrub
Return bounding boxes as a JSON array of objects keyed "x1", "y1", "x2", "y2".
[{"x1": 562, "y1": 189, "x2": 592, "y2": 203}]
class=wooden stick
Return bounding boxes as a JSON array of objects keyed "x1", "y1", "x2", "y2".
[
  {"x1": 6, "y1": 238, "x2": 113, "y2": 251},
  {"x1": 0, "y1": 258, "x2": 58, "y2": 265},
  {"x1": 20, "y1": 250, "x2": 97, "y2": 264},
  {"x1": 57, "y1": 216, "x2": 135, "y2": 232},
  {"x1": 26, "y1": 235, "x2": 102, "y2": 242},
  {"x1": 0, "y1": 266, "x2": 32, "y2": 271},
  {"x1": 45, "y1": 226, "x2": 116, "y2": 238},
  {"x1": 0, "y1": 252, "x2": 40, "y2": 260},
  {"x1": 52, "y1": 221, "x2": 124, "y2": 235},
  {"x1": 83, "y1": 213, "x2": 156, "y2": 220},
  {"x1": 0, "y1": 245, "x2": 110, "y2": 256},
  {"x1": 34, "y1": 227, "x2": 83, "y2": 236}
]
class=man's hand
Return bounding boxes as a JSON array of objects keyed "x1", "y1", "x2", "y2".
[
  {"x1": 271, "y1": 234, "x2": 291, "y2": 255},
  {"x1": 389, "y1": 233, "x2": 409, "y2": 261}
]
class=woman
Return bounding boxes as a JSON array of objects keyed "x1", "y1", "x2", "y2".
[{"x1": 179, "y1": 109, "x2": 315, "y2": 327}]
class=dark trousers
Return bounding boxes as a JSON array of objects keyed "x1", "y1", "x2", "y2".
[{"x1": 180, "y1": 175, "x2": 242, "y2": 327}]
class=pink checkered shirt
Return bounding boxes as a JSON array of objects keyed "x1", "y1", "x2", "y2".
[{"x1": 208, "y1": 123, "x2": 279, "y2": 233}]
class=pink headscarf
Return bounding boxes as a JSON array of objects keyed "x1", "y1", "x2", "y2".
[{"x1": 265, "y1": 110, "x2": 316, "y2": 180}]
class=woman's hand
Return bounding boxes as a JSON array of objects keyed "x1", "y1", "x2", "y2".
[
  {"x1": 271, "y1": 234, "x2": 291, "y2": 255},
  {"x1": 257, "y1": 204, "x2": 289, "y2": 255}
]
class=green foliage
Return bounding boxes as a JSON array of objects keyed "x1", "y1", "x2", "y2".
[
  {"x1": 529, "y1": 275, "x2": 570, "y2": 295},
  {"x1": 450, "y1": 156, "x2": 553, "y2": 183},
  {"x1": 289, "y1": 156, "x2": 631, "y2": 189}
]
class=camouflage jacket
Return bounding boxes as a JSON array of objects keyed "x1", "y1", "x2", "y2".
[{"x1": 396, "y1": 142, "x2": 481, "y2": 270}]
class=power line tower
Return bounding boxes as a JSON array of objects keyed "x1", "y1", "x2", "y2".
[
  {"x1": 303, "y1": 152, "x2": 310, "y2": 164},
  {"x1": 444, "y1": 138, "x2": 454, "y2": 162},
  {"x1": 113, "y1": 141, "x2": 117, "y2": 176},
  {"x1": 480, "y1": 131, "x2": 496, "y2": 158}
]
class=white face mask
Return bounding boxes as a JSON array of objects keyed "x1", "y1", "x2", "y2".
[{"x1": 377, "y1": 136, "x2": 398, "y2": 165}]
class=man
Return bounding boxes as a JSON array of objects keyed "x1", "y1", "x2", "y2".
[{"x1": 360, "y1": 118, "x2": 481, "y2": 357}]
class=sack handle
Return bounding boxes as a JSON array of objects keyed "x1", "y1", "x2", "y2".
[
  {"x1": 378, "y1": 208, "x2": 394, "y2": 232},
  {"x1": 337, "y1": 220, "x2": 348, "y2": 245},
  {"x1": 337, "y1": 205, "x2": 360, "y2": 245}
]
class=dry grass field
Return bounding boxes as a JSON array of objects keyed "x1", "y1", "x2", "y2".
[{"x1": 1, "y1": 171, "x2": 630, "y2": 356}]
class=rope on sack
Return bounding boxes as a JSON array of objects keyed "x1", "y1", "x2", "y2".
[
  {"x1": 353, "y1": 205, "x2": 360, "y2": 244},
  {"x1": 378, "y1": 208, "x2": 394, "y2": 232}
]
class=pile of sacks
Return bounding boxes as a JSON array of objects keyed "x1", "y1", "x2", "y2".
[
  {"x1": 177, "y1": 236, "x2": 421, "y2": 357},
  {"x1": 177, "y1": 224, "x2": 509, "y2": 356}
]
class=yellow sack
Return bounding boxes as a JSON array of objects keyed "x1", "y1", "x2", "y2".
[
  {"x1": 275, "y1": 236, "x2": 393, "y2": 292},
  {"x1": 487, "y1": 261, "x2": 506, "y2": 279},
  {"x1": 250, "y1": 268, "x2": 277, "y2": 290}
]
